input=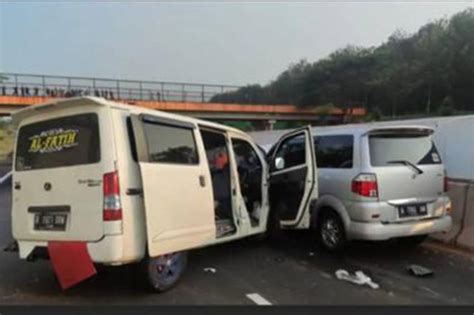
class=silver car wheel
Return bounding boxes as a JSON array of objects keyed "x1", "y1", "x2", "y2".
[{"x1": 321, "y1": 218, "x2": 340, "y2": 248}]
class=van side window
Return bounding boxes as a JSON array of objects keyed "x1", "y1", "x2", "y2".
[
  {"x1": 314, "y1": 135, "x2": 353, "y2": 169},
  {"x1": 272, "y1": 133, "x2": 306, "y2": 171},
  {"x1": 143, "y1": 122, "x2": 198, "y2": 165}
]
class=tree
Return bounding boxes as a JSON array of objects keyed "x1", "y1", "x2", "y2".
[{"x1": 212, "y1": 8, "x2": 474, "y2": 118}]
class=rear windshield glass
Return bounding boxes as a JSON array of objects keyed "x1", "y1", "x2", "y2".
[
  {"x1": 369, "y1": 134, "x2": 441, "y2": 167},
  {"x1": 15, "y1": 113, "x2": 100, "y2": 171}
]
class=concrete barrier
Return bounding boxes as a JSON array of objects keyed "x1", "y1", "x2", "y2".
[
  {"x1": 431, "y1": 181, "x2": 468, "y2": 244},
  {"x1": 456, "y1": 184, "x2": 474, "y2": 250}
]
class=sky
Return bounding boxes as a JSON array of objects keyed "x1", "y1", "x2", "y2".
[{"x1": 1, "y1": 1, "x2": 473, "y2": 86}]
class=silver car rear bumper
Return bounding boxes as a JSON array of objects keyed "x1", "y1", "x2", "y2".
[{"x1": 347, "y1": 215, "x2": 452, "y2": 241}]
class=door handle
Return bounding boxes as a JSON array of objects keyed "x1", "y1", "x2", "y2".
[
  {"x1": 126, "y1": 188, "x2": 143, "y2": 196},
  {"x1": 14, "y1": 182, "x2": 21, "y2": 190},
  {"x1": 199, "y1": 175, "x2": 206, "y2": 187}
]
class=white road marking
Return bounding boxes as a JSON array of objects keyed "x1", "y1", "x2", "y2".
[
  {"x1": 420, "y1": 286, "x2": 440, "y2": 297},
  {"x1": 0, "y1": 171, "x2": 12, "y2": 185},
  {"x1": 246, "y1": 293, "x2": 272, "y2": 305}
]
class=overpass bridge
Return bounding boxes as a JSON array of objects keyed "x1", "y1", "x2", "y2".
[{"x1": 0, "y1": 73, "x2": 366, "y2": 129}]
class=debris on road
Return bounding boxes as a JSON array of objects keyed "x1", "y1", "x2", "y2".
[
  {"x1": 406, "y1": 264, "x2": 434, "y2": 277},
  {"x1": 204, "y1": 267, "x2": 217, "y2": 274},
  {"x1": 3, "y1": 241, "x2": 18, "y2": 252},
  {"x1": 308, "y1": 251, "x2": 315, "y2": 257},
  {"x1": 335, "y1": 269, "x2": 379, "y2": 289}
]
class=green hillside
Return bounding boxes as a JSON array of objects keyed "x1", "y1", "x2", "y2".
[
  {"x1": 0, "y1": 121, "x2": 14, "y2": 163},
  {"x1": 211, "y1": 8, "x2": 474, "y2": 118}
]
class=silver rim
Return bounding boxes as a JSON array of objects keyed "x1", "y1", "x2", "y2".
[
  {"x1": 321, "y1": 218, "x2": 341, "y2": 248},
  {"x1": 148, "y1": 253, "x2": 185, "y2": 289}
]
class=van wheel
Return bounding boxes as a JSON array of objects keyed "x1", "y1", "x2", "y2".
[
  {"x1": 317, "y1": 210, "x2": 346, "y2": 252},
  {"x1": 145, "y1": 251, "x2": 187, "y2": 292}
]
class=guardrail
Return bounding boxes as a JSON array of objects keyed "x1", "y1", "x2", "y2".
[{"x1": 0, "y1": 73, "x2": 241, "y2": 103}]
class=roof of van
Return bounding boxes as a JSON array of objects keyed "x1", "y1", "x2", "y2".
[
  {"x1": 312, "y1": 123, "x2": 434, "y2": 136},
  {"x1": 11, "y1": 96, "x2": 246, "y2": 136},
  {"x1": 249, "y1": 122, "x2": 435, "y2": 148}
]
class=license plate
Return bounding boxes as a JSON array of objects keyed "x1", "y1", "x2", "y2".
[
  {"x1": 398, "y1": 204, "x2": 428, "y2": 218},
  {"x1": 34, "y1": 213, "x2": 68, "y2": 231}
]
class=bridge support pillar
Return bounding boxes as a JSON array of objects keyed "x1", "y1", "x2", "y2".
[{"x1": 252, "y1": 120, "x2": 276, "y2": 131}]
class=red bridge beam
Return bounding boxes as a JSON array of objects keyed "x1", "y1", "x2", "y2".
[{"x1": 0, "y1": 96, "x2": 366, "y2": 117}]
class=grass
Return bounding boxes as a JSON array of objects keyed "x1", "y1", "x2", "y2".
[{"x1": 0, "y1": 122, "x2": 14, "y2": 163}]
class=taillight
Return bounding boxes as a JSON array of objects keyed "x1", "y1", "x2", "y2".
[
  {"x1": 352, "y1": 173, "x2": 378, "y2": 198},
  {"x1": 103, "y1": 171, "x2": 122, "y2": 221},
  {"x1": 444, "y1": 171, "x2": 448, "y2": 193}
]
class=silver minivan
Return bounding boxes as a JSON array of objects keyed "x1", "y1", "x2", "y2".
[{"x1": 254, "y1": 125, "x2": 452, "y2": 251}]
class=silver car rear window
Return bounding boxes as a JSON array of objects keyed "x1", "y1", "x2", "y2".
[{"x1": 369, "y1": 134, "x2": 441, "y2": 167}]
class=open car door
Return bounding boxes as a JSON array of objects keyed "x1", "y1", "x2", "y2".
[
  {"x1": 130, "y1": 114, "x2": 216, "y2": 257},
  {"x1": 268, "y1": 126, "x2": 317, "y2": 228}
]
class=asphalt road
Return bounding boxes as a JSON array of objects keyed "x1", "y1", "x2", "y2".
[{"x1": 0, "y1": 180, "x2": 473, "y2": 305}]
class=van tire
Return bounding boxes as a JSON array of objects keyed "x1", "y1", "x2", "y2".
[
  {"x1": 144, "y1": 251, "x2": 188, "y2": 293},
  {"x1": 316, "y1": 209, "x2": 346, "y2": 252}
]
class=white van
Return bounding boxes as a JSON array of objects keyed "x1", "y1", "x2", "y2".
[{"x1": 10, "y1": 97, "x2": 318, "y2": 291}]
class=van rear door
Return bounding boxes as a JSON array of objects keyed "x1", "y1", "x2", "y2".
[
  {"x1": 364, "y1": 128, "x2": 444, "y2": 218},
  {"x1": 268, "y1": 126, "x2": 317, "y2": 228},
  {"x1": 12, "y1": 109, "x2": 111, "y2": 242},
  {"x1": 130, "y1": 114, "x2": 215, "y2": 257}
]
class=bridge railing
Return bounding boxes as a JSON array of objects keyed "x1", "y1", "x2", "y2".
[{"x1": 0, "y1": 73, "x2": 241, "y2": 103}]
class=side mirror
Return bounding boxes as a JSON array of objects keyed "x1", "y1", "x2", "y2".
[{"x1": 274, "y1": 157, "x2": 285, "y2": 170}]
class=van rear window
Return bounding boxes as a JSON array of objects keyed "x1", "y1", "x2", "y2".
[
  {"x1": 369, "y1": 134, "x2": 441, "y2": 167},
  {"x1": 15, "y1": 113, "x2": 100, "y2": 171}
]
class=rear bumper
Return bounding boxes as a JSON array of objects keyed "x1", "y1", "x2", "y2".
[
  {"x1": 347, "y1": 215, "x2": 452, "y2": 241},
  {"x1": 15, "y1": 235, "x2": 141, "y2": 265}
]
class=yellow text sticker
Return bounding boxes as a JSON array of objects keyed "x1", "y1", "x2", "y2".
[{"x1": 28, "y1": 129, "x2": 79, "y2": 153}]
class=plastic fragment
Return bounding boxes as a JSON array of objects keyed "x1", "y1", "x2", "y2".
[
  {"x1": 335, "y1": 269, "x2": 379, "y2": 289},
  {"x1": 406, "y1": 264, "x2": 434, "y2": 277}
]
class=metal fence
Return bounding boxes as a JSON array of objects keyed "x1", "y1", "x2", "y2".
[{"x1": 0, "y1": 73, "x2": 241, "y2": 103}]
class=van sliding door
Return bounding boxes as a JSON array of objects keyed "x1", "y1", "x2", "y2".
[{"x1": 130, "y1": 114, "x2": 216, "y2": 257}]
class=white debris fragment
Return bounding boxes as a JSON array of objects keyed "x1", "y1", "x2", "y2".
[
  {"x1": 335, "y1": 269, "x2": 379, "y2": 289},
  {"x1": 308, "y1": 252, "x2": 315, "y2": 257},
  {"x1": 246, "y1": 293, "x2": 272, "y2": 305},
  {"x1": 204, "y1": 267, "x2": 217, "y2": 274}
]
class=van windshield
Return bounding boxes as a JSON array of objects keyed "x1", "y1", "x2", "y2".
[
  {"x1": 15, "y1": 113, "x2": 100, "y2": 171},
  {"x1": 369, "y1": 133, "x2": 441, "y2": 167}
]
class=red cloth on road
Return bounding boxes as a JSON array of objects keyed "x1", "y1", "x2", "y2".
[{"x1": 47, "y1": 241, "x2": 97, "y2": 290}]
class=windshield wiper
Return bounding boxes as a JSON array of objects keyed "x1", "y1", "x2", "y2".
[{"x1": 386, "y1": 160, "x2": 424, "y2": 175}]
